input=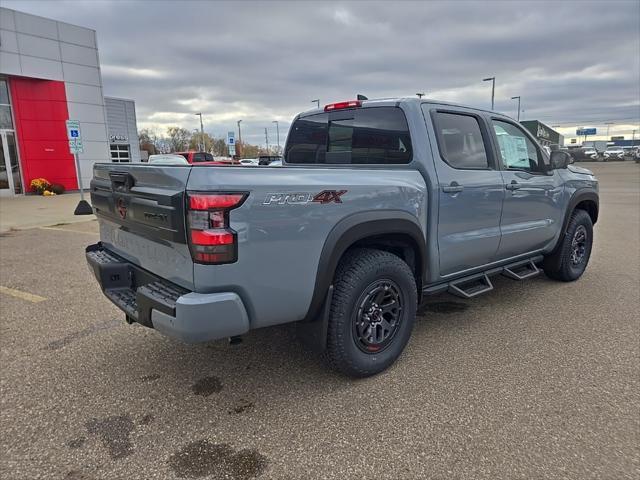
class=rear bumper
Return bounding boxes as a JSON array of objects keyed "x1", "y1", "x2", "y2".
[{"x1": 86, "y1": 243, "x2": 249, "y2": 343}]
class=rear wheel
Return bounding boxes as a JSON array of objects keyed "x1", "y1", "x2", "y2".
[
  {"x1": 325, "y1": 248, "x2": 417, "y2": 377},
  {"x1": 543, "y1": 209, "x2": 593, "y2": 282}
]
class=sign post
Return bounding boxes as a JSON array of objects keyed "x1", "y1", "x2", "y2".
[
  {"x1": 66, "y1": 120, "x2": 92, "y2": 215},
  {"x1": 226, "y1": 131, "x2": 236, "y2": 158}
]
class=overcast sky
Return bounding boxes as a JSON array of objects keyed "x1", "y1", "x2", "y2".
[{"x1": 6, "y1": 0, "x2": 640, "y2": 145}]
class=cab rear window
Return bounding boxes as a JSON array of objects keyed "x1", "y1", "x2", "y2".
[{"x1": 285, "y1": 107, "x2": 412, "y2": 165}]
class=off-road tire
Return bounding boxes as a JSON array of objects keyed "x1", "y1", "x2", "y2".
[
  {"x1": 325, "y1": 248, "x2": 417, "y2": 377},
  {"x1": 543, "y1": 209, "x2": 593, "y2": 282}
]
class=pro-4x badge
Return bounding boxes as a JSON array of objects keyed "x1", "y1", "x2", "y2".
[
  {"x1": 263, "y1": 190, "x2": 347, "y2": 205},
  {"x1": 312, "y1": 190, "x2": 347, "y2": 204}
]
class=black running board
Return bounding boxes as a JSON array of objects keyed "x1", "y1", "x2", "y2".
[
  {"x1": 502, "y1": 259, "x2": 540, "y2": 280},
  {"x1": 448, "y1": 273, "x2": 493, "y2": 299},
  {"x1": 423, "y1": 255, "x2": 544, "y2": 299}
]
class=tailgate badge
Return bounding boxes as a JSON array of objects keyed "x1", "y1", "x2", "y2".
[{"x1": 117, "y1": 197, "x2": 128, "y2": 219}]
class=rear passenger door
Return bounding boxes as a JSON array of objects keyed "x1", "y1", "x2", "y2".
[
  {"x1": 425, "y1": 108, "x2": 505, "y2": 277},
  {"x1": 489, "y1": 119, "x2": 565, "y2": 259}
]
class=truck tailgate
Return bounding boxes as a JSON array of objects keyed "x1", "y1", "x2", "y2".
[{"x1": 90, "y1": 163, "x2": 194, "y2": 290}]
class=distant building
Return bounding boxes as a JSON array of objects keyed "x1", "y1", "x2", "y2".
[
  {"x1": 520, "y1": 120, "x2": 562, "y2": 147},
  {"x1": 105, "y1": 97, "x2": 141, "y2": 163},
  {"x1": 0, "y1": 7, "x2": 140, "y2": 196}
]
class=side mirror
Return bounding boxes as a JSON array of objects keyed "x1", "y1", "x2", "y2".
[{"x1": 550, "y1": 150, "x2": 572, "y2": 169}]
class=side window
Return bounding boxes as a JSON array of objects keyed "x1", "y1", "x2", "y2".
[
  {"x1": 432, "y1": 112, "x2": 489, "y2": 169},
  {"x1": 192, "y1": 153, "x2": 205, "y2": 162},
  {"x1": 492, "y1": 120, "x2": 543, "y2": 172},
  {"x1": 285, "y1": 113, "x2": 328, "y2": 164}
]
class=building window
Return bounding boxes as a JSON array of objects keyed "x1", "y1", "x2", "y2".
[
  {"x1": 110, "y1": 144, "x2": 130, "y2": 162},
  {"x1": 0, "y1": 79, "x2": 13, "y2": 130}
]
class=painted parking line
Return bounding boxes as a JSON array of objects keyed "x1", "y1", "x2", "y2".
[{"x1": 0, "y1": 286, "x2": 47, "y2": 303}]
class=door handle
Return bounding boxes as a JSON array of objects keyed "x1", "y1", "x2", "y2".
[
  {"x1": 505, "y1": 180, "x2": 521, "y2": 191},
  {"x1": 442, "y1": 181, "x2": 464, "y2": 193}
]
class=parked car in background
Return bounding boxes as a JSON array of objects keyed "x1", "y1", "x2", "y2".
[
  {"x1": 258, "y1": 155, "x2": 283, "y2": 166},
  {"x1": 267, "y1": 158, "x2": 283, "y2": 167},
  {"x1": 239, "y1": 158, "x2": 259, "y2": 166},
  {"x1": 176, "y1": 151, "x2": 232, "y2": 165},
  {"x1": 622, "y1": 146, "x2": 637, "y2": 160},
  {"x1": 603, "y1": 146, "x2": 625, "y2": 161},
  {"x1": 583, "y1": 148, "x2": 599, "y2": 161},
  {"x1": 148, "y1": 154, "x2": 189, "y2": 165}
]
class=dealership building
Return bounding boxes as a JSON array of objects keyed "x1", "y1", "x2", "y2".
[
  {"x1": 520, "y1": 120, "x2": 563, "y2": 148},
  {"x1": 0, "y1": 7, "x2": 140, "y2": 196}
]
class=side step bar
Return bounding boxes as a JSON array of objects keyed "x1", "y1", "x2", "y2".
[
  {"x1": 448, "y1": 273, "x2": 493, "y2": 299},
  {"x1": 423, "y1": 255, "x2": 544, "y2": 299},
  {"x1": 502, "y1": 260, "x2": 540, "y2": 280}
]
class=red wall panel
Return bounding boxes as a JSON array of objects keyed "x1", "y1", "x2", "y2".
[{"x1": 9, "y1": 77, "x2": 77, "y2": 192}]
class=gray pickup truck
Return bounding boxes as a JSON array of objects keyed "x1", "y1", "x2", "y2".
[{"x1": 86, "y1": 98, "x2": 599, "y2": 377}]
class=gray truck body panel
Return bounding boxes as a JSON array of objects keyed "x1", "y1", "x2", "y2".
[{"x1": 88, "y1": 98, "x2": 598, "y2": 342}]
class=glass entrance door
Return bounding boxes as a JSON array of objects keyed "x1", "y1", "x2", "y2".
[{"x1": 0, "y1": 130, "x2": 23, "y2": 195}]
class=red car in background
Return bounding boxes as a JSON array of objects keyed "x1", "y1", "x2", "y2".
[{"x1": 176, "y1": 151, "x2": 238, "y2": 165}]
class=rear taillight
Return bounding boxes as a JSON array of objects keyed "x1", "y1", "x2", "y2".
[{"x1": 187, "y1": 192, "x2": 247, "y2": 264}]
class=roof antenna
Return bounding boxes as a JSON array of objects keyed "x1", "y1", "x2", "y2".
[
  {"x1": 356, "y1": 94, "x2": 368, "y2": 100},
  {"x1": 416, "y1": 92, "x2": 426, "y2": 98}
]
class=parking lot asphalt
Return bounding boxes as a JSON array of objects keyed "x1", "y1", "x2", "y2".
[{"x1": 1, "y1": 162, "x2": 638, "y2": 480}]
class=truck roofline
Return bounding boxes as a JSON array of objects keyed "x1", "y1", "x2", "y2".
[{"x1": 297, "y1": 97, "x2": 514, "y2": 120}]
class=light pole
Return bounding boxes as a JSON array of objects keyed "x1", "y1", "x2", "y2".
[
  {"x1": 264, "y1": 127, "x2": 269, "y2": 154},
  {"x1": 483, "y1": 77, "x2": 495, "y2": 110},
  {"x1": 195, "y1": 112, "x2": 204, "y2": 151},
  {"x1": 605, "y1": 122, "x2": 614, "y2": 139},
  {"x1": 416, "y1": 92, "x2": 426, "y2": 99},
  {"x1": 272, "y1": 121, "x2": 280, "y2": 152},
  {"x1": 311, "y1": 99, "x2": 320, "y2": 109},
  {"x1": 511, "y1": 96, "x2": 521, "y2": 121},
  {"x1": 237, "y1": 120, "x2": 243, "y2": 158}
]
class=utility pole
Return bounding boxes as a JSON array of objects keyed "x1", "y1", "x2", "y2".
[
  {"x1": 195, "y1": 112, "x2": 204, "y2": 151},
  {"x1": 264, "y1": 127, "x2": 269, "y2": 154},
  {"x1": 511, "y1": 96, "x2": 521, "y2": 121},
  {"x1": 237, "y1": 120, "x2": 242, "y2": 159},
  {"x1": 483, "y1": 77, "x2": 495, "y2": 110},
  {"x1": 605, "y1": 122, "x2": 614, "y2": 139},
  {"x1": 311, "y1": 99, "x2": 320, "y2": 109},
  {"x1": 272, "y1": 121, "x2": 280, "y2": 152}
]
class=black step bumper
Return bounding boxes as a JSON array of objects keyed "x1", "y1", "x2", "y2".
[
  {"x1": 85, "y1": 242, "x2": 250, "y2": 343},
  {"x1": 86, "y1": 243, "x2": 187, "y2": 328}
]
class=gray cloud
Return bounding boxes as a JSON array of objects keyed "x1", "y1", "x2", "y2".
[{"x1": 6, "y1": 0, "x2": 640, "y2": 144}]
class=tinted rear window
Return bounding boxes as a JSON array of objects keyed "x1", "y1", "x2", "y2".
[
  {"x1": 285, "y1": 107, "x2": 412, "y2": 164},
  {"x1": 192, "y1": 153, "x2": 214, "y2": 162}
]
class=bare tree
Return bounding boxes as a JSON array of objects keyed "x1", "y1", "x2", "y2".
[{"x1": 166, "y1": 127, "x2": 191, "y2": 152}]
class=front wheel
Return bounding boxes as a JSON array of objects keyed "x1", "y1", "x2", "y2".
[
  {"x1": 325, "y1": 248, "x2": 417, "y2": 377},
  {"x1": 543, "y1": 209, "x2": 594, "y2": 282}
]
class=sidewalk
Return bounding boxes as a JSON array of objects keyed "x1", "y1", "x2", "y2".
[{"x1": 0, "y1": 192, "x2": 95, "y2": 233}]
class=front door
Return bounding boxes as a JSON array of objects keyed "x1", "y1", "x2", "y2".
[
  {"x1": 0, "y1": 130, "x2": 23, "y2": 196},
  {"x1": 425, "y1": 107, "x2": 505, "y2": 277},
  {"x1": 490, "y1": 119, "x2": 564, "y2": 259}
]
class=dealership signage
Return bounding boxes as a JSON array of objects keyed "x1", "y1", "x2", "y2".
[
  {"x1": 110, "y1": 134, "x2": 128, "y2": 142},
  {"x1": 66, "y1": 120, "x2": 84, "y2": 154},
  {"x1": 576, "y1": 128, "x2": 596, "y2": 136}
]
